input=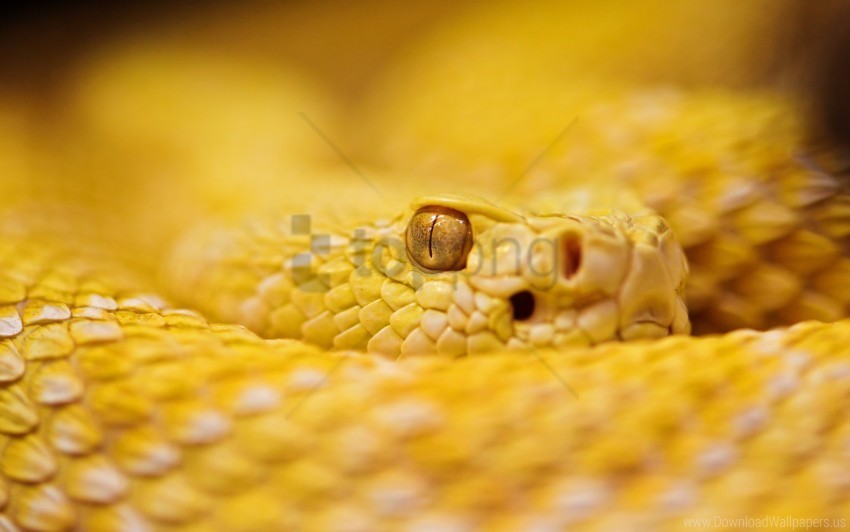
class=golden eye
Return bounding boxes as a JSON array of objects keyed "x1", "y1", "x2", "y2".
[{"x1": 406, "y1": 206, "x2": 473, "y2": 271}]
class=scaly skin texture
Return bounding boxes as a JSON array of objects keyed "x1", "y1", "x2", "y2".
[
  {"x1": 0, "y1": 236, "x2": 848, "y2": 531},
  {"x1": 1, "y1": 28, "x2": 849, "y2": 532}
]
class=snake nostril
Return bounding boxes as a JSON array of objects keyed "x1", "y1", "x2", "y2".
[
  {"x1": 561, "y1": 232, "x2": 583, "y2": 279},
  {"x1": 510, "y1": 290, "x2": 536, "y2": 321}
]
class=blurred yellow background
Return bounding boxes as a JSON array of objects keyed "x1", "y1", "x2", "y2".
[{"x1": 0, "y1": 0, "x2": 847, "y2": 275}]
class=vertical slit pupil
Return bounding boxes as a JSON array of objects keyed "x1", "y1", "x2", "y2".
[{"x1": 428, "y1": 215, "x2": 438, "y2": 258}]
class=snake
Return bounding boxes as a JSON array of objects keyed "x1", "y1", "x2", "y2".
[{"x1": 2, "y1": 16, "x2": 850, "y2": 532}]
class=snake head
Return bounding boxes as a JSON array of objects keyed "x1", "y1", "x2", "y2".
[
  {"x1": 393, "y1": 194, "x2": 690, "y2": 354},
  {"x1": 169, "y1": 193, "x2": 690, "y2": 357}
]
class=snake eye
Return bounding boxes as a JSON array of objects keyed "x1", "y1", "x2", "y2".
[{"x1": 406, "y1": 206, "x2": 473, "y2": 271}]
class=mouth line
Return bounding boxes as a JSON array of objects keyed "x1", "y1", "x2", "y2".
[{"x1": 511, "y1": 309, "x2": 668, "y2": 346}]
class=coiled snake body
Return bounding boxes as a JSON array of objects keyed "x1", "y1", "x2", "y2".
[{"x1": 1, "y1": 65, "x2": 849, "y2": 531}]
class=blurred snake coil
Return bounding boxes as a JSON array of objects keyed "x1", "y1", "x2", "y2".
[{"x1": 2, "y1": 16, "x2": 850, "y2": 532}]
